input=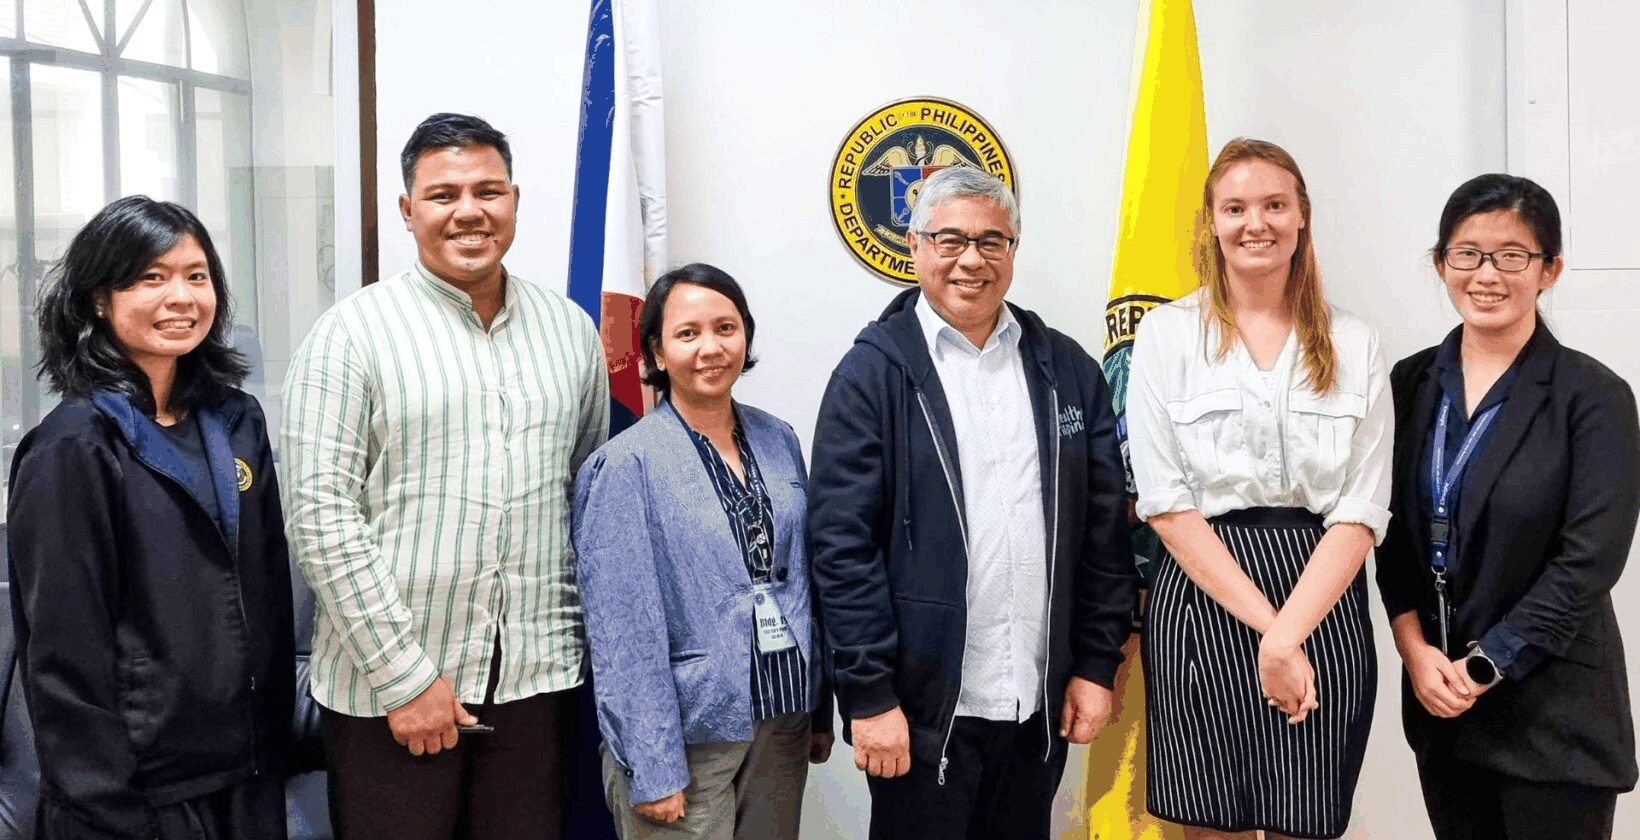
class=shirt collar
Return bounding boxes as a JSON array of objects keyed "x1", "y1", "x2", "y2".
[
  {"x1": 1434, "y1": 322, "x2": 1538, "y2": 418},
  {"x1": 913, "y1": 292, "x2": 1019, "y2": 360},
  {"x1": 410, "y1": 261, "x2": 515, "y2": 327}
]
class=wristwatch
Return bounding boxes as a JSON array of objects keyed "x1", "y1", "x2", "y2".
[{"x1": 1463, "y1": 642, "x2": 1504, "y2": 688}]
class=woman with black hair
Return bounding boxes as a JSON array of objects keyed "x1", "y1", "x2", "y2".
[
  {"x1": 1377, "y1": 174, "x2": 1638, "y2": 839},
  {"x1": 4, "y1": 196, "x2": 294, "y2": 839},
  {"x1": 572, "y1": 263, "x2": 832, "y2": 839}
]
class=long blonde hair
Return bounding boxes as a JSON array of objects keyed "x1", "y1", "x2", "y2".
[{"x1": 1196, "y1": 138, "x2": 1336, "y2": 393}]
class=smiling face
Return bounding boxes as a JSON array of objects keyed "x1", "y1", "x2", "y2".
[
  {"x1": 1209, "y1": 159, "x2": 1306, "y2": 284},
  {"x1": 655, "y1": 283, "x2": 746, "y2": 408},
  {"x1": 399, "y1": 144, "x2": 519, "y2": 289},
  {"x1": 1437, "y1": 208, "x2": 1562, "y2": 339},
  {"x1": 105, "y1": 234, "x2": 217, "y2": 375},
  {"x1": 909, "y1": 194, "x2": 1016, "y2": 347}
]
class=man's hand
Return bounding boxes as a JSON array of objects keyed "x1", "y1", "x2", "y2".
[
  {"x1": 386, "y1": 677, "x2": 478, "y2": 756},
  {"x1": 809, "y1": 730, "x2": 836, "y2": 764},
  {"x1": 634, "y1": 791, "x2": 686, "y2": 824},
  {"x1": 1059, "y1": 677, "x2": 1113, "y2": 744},
  {"x1": 851, "y1": 706, "x2": 911, "y2": 778}
]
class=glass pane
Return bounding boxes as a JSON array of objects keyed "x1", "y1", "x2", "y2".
[
  {"x1": 25, "y1": 0, "x2": 105, "y2": 53},
  {"x1": 0, "y1": 56, "x2": 18, "y2": 514},
  {"x1": 195, "y1": 86, "x2": 254, "y2": 333},
  {"x1": 187, "y1": 0, "x2": 249, "y2": 78},
  {"x1": 119, "y1": 0, "x2": 186, "y2": 67},
  {"x1": 0, "y1": 2, "x2": 17, "y2": 39},
  {"x1": 118, "y1": 77, "x2": 180, "y2": 201},
  {"x1": 31, "y1": 64, "x2": 103, "y2": 272}
]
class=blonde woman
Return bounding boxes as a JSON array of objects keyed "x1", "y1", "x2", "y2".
[{"x1": 1127, "y1": 138, "x2": 1392, "y2": 839}]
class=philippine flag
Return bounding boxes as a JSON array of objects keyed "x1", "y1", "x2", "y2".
[{"x1": 567, "y1": 0, "x2": 667, "y2": 436}]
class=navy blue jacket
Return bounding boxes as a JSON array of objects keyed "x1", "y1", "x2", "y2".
[
  {"x1": 808, "y1": 288, "x2": 1137, "y2": 768},
  {"x1": 5, "y1": 392, "x2": 294, "y2": 839}
]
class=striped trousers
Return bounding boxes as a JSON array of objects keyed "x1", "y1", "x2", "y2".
[{"x1": 1142, "y1": 507, "x2": 1376, "y2": 839}]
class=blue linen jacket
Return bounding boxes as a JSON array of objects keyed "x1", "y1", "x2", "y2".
[{"x1": 572, "y1": 400, "x2": 830, "y2": 804}]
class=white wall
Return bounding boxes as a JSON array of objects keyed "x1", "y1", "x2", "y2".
[{"x1": 371, "y1": 2, "x2": 1640, "y2": 838}]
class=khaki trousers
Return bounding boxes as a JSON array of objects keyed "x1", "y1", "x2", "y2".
[{"x1": 601, "y1": 712, "x2": 810, "y2": 840}]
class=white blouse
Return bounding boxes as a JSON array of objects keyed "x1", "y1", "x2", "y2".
[{"x1": 1127, "y1": 291, "x2": 1393, "y2": 543}]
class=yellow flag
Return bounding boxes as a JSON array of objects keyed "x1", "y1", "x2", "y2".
[{"x1": 1082, "y1": 0, "x2": 1205, "y2": 837}]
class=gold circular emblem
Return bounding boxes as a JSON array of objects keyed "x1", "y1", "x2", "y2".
[
  {"x1": 235, "y1": 457, "x2": 253, "y2": 492},
  {"x1": 828, "y1": 97, "x2": 1018, "y2": 287}
]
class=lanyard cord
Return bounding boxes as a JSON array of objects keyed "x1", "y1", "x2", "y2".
[{"x1": 1428, "y1": 394, "x2": 1502, "y2": 572}]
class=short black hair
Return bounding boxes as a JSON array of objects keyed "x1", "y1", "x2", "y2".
[
  {"x1": 1433, "y1": 173, "x2": 1563, "y2": 261},
  {"x1": 35, "y1": 195, "x2": 249, "y2": 415},
  {"x1": 639, "y1": 263, "x2": 758, "y2": 398},
  {"x1": 400, "y1": 112, "x2": 513, "y2": 191}
]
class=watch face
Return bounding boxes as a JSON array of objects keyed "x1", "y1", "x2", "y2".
[{"x1": 1466, "y1": 653, "x2": 1498, "y2": 685}]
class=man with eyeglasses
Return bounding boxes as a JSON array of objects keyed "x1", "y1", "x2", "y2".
[{"x1": 808, "y1": 166, "x2": 1138, "y2": 838}]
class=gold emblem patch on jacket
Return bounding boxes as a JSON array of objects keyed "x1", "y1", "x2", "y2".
[{"x1": 235, "y1": 457, "x2": 253, "y2": 492}]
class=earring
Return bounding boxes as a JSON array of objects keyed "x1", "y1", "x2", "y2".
[{"x1": 94, "y1": 307, "x2": 106, "y2": 318}]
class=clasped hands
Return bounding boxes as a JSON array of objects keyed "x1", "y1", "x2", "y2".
[{"x1": 1258, "y1": 635, "x2": 1320, "y2": 724}]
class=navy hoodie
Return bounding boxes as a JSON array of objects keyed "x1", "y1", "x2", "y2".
[
  {"x1": 808, "y1": 288, "x2": 1138, "y2": 774},
  {"x1": 6, "y1": 391, "x2": 294, "y2": 839}
]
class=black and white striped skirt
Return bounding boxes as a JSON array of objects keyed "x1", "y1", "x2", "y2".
[{"x1": 1142, "y1": 508, "x2": 1376, "y2": 839}]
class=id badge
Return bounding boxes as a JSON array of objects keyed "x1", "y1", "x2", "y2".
[{"x1": 752, "y1": 583, "x2": 796, "y2": 654}]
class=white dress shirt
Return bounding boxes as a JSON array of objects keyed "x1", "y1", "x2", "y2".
[
  {"x1": 915, "y1": 295, "x2": 1049, "y2": 722},
  {"x1": 1127, "y1": 290, "x2": 1393, "y2": 542}
]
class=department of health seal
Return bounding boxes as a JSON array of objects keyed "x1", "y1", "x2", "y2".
[{"x1": 829, "y1": 97, "x2": 1017, "y2": 286}]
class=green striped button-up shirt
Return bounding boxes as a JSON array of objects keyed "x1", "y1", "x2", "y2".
[{"x1": 282, "y1": 262, "x2": 609, "y2": 715}]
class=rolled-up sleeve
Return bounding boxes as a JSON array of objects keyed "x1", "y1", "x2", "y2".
[
  {"x1": 1323, "y1": 328, "x2": 1393, "y2": 543},
  {"x1": 1128, "y1": 314, "x2": 1197, "y2": 520}
]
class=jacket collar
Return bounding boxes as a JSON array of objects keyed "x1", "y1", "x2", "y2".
[
  {"x1": 1453, "y1": 322, "x2": 1557, "y2": 552},
  {"x1": 1408, "y1": 321, "x2": 1559, "y2": 563},
  {"x1": 91, "y1": 390, "x2": 244, "y2": 554}
]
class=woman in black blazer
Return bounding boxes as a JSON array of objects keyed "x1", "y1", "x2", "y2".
[{"x1": 1377, "y1": 173, "x2": 1639, "y2": 840}]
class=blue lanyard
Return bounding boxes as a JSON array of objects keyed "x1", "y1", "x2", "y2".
[{"x1": 1428, "y1": 394, "x2": 1501, "y2": 572}]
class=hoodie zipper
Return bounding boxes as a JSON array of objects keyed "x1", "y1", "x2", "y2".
[
  {"x1": 915, "y1": 389, "x2": 969, "y2": 786},
  {"x1": 1040, "y1": 388, "x2": 1061, "y2": 760},
  {"x1": 127, "y1": 446, "x2": 260, "y2": 775}
]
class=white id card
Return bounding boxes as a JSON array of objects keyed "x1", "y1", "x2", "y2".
[{"x1": 751, "y1": 583, "x2": 796, "y2": 653}]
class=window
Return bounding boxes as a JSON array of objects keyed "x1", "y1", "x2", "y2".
[{"x1": 0, "y1": 1, "x2": 339, "y2": 516}]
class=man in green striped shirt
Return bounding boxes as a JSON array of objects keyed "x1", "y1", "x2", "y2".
[{"x1": 282, "y1": 113, "x2": 608, "y2": 839}]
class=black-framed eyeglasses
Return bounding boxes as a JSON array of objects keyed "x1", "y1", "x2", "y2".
[
  {"x1": 1441, "y1": 247, "x2": 1549, "y2": 272},
  {"x1": 917, "y1": 231, "x2": 1016, "y2": 260}
]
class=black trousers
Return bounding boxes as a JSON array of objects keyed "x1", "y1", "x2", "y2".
[
  {"x1": 865, "y1": 712, "x2": 1067, "y2": 840},
  {"x1": 1416, "y1": 748, "x2": 1619, "y2": 840},
  {"x1": 320, "y1": 649, "x2": 577, "y2": 840},
  {"x1": 152, "y1": 776, "x2": 288, "y2": 840}
]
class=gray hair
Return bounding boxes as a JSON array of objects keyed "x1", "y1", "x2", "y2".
[{"x1": 907, "y1": 166, "x2": 1020, "y2": 237}]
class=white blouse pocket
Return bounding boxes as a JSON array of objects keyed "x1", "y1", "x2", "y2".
[
  {"x1": 1165, "y1": 388, "x2": 1248, "y2": 486},
  {"x1": 1287, "y1": 390, "x2": 1367, "y2": 492}
]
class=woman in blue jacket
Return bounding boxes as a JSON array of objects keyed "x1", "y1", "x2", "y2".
[
  {"x1": 5, "y1": 196, "x2": 294, "y2": 840},
  {"x1": 573, "y1": 263, "x2": 832, "y2": 839}
]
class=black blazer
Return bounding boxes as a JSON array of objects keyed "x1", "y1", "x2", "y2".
[{"x1": 1377, "y1": 323, "x2": 1639, "y2": 790}]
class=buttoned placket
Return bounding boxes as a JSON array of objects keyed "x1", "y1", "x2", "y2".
[
  {"x1": 1240, "y1": 338, "x2": 1297, "y2": 506},
  {"x1": 472, "y1": 296, "x2": 516, "y2": 684}
]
